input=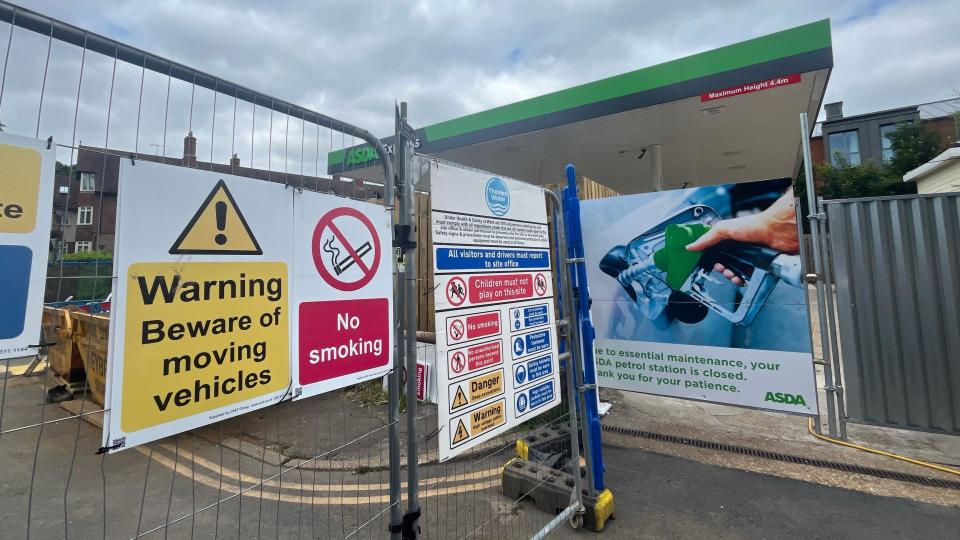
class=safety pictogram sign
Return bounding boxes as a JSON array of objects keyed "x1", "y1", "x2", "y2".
[
  {"x1": 311, "y1": 207, "x2": 381, "y2": 292},
  {"x1": 446, "y1": 276, "x2": 467, "y2": 306},
  {"x1": 448, "y1": 319, "x2": 465, "y2": 341},
  {"x1": 448, "y1": 398, "x2": 506, "y2": 449},
  {"x1": 447, "y1": 368, "x2": 504, "y2": 413},
  {"x1": 106, "y1": 162, "x2": 292, "y2": 453},
  {"x1": 534, "y1": 273, "x2": 548, "y2": 296},
  {"x1": 447, "y1": 340, "x2": 502, "y2": 379},
  {"x1": 170, "y1": 180, "x2": 262, "y2": 255},
  {"x1": 294, "y1": 193, "x2": 393, "y2": 401},
  {"x1": 451, "y1": 351, "x2": 466, "y2": 375},
  {"x1": 452, "y1": 419, "x2": 470, "y2": 445}
]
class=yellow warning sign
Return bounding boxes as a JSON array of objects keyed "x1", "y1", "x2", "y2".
[
  {"x1": 452, "y1": 419, "x2": 470, "y2": 444},
  {"x1": 449, "y1": 398, "x2": 506, "y2": 448},
  {"x1": 470, "y1": 399, "x2": 506, "y2": 435},
  {"x1": 120, "y1": 261, "x2": 289, "y2": 432},
  {"x1": 0, "y1": 143, "x2": 41, "y2": 234},
  {"x1": 451, "y1": 385, "x2": 469, "y2": 410},
  {"x1": 448, "y1": 368, "x2": 503, "y2": 413},
  {"x1": 169, "y1": 179, "x2": 262, "y2": 255}
]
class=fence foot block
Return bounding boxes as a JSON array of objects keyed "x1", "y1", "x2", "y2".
[{"x1": 501, "y1": 458, "x2": 614, "y2": 532}]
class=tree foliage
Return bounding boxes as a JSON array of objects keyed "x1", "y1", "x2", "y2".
[
  {"x1": 884, "y1": 121, "x2": 943, "y2": 178},
  {"x1": 793, "y1": 121, "x2": 945, "y2": 230}
]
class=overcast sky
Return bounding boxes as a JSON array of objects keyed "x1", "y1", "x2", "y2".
[{"x1": 4, "y1": 0, "x2": 959, "y2": 174}]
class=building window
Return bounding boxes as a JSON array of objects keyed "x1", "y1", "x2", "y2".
[
  {"x1": 74, "y1": 241, "x2": 92, "y2": 253},
  {"x1": 58, "y1": 185, "x2": 70, "y2": 194},
  {"x1": 880, "y1": 123, "x2": 896, "y2": 162},
  {"x1": 59, "y1": 213, "x2": 70, "y2": 225},
  {"x1": 80, "y1": 172, "x2": 96, "y2": 192},
  {"x1": 57, "y1": 242, "x2": 69, "y2": 258},
  {"x1": 78, "y1": 206, "x2": 94, "y2": 225},
  {"x1": 828, "y1": 130, "x2": 861, "y2": 166}
]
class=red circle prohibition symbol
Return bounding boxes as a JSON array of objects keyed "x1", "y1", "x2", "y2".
[
  {"x1": 449, "y1": 319, "x2": 465, "y2": 340},
  {"x1": 312, "y1": 207, "x2": 381, "y2": 292},
  {"x1": 534, "y1": 273, "x2": 548, "y2": 296},
  {"x1": 451, "y1": 351, "x2": 466, "y2": 374},
  {"x1": 446, "y1": 276, "x2": 467, "y2": 306}
]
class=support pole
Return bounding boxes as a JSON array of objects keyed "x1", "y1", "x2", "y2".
[
  {"x1": 562, "y1": 163, "x2": 605, "y2": 493},
  {"x1": 387, "y1": 106, "x2": 403, "y2": 539},
  {"x1": 800, "y1": 112, "x2": 839, "y2": 438},
  {"x1": 398, "y1": 102, "x2": 421, "y2": 539},
  {"x1": 546, "y1": 189, "x2": 584, "y2": 516}
]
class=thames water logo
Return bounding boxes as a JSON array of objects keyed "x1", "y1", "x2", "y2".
[{"x1": 485, "y1": 177, "x2": 510, "y2": 217}]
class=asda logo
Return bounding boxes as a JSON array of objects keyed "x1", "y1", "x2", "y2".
[
  {"x1": 346, "y1": 146, "x2": 380, "y2": 166},
  {"x1": 764, "y1": 392, "x2": 806, "y2": 406}
]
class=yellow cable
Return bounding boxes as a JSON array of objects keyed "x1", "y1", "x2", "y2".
[{"x1": 807, "y1": 418, "x2": 960, "y2": 477}]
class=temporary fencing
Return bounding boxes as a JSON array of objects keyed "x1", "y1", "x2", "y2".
[
  {"x1": 0, "y1": 2, "x2": 402, "y2": 538},
  {"x1": 0, "y1": 2, "x2": 587, "y2": 539}
]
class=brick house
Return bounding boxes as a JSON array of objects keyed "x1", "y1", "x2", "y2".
[
  {"x1": 809, "y1": 97, "x2": 959, "y2": 169},
  {"x1": 50, "y1": 132, "x2": 379, "y2": 260}
]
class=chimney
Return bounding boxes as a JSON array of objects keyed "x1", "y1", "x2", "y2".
[
  {"x1": 183, "y1": 131, "x2": 197, "y2": 167},
  {"x1": 230, "y1": 153, "x2": 240, "y2": 172},
  {"x1": 824, "y1": 101, "x2": 843, "y2": 121}
]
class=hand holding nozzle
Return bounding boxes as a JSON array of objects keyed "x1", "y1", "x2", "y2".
[{"x1": 685, "y1": 188, "x2": 800, "y2": 285}]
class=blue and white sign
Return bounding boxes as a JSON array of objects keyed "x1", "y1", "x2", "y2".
[
  {"x1": 516, "y1": 392, "x2": 528, "y2": 413},
  {"x1": 485, "y1": 177, "x2": 510, "y2": 217},
  {"x1": 509, "y1": 303, "x2": 550, "y2": 332},
  {"x1": 435, "y1": 247, "x2": 549, "y2": 272},
  {"x1": 512, "y1": 329, "x2": 551, "y2": 359},
  {"x1": 0, "y1": 134, "x2": 56, "y2": 360},
  {"x1": 513, "y1": 354, "x2": 553, "y2": 387},
  {"x1": 0, "y1": 245, "x2": 32, "y2": 339},
  {"x1": 514, "y1": 380, "x2": 556, "y2": 418},
  {"x1": 430, "y1": 162, "x2": 561, "y2": 462}
]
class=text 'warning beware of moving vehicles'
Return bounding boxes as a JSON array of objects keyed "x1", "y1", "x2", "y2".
[{"x1": 104, "y1": 160, "x2": 391, "y2": 452}]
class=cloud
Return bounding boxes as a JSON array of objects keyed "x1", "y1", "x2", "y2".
[{"x1": 3, "y1": 0, "x2": 958, "y2": 175}]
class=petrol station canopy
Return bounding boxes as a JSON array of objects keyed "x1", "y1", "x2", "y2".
[{"x1": 329, "y1": 20, "x2": 832, "y2": 194}]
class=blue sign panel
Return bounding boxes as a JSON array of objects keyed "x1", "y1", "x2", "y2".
[
  {"x1": 515, "y1": 380, "x2": 555, "y2": 418},
  {"x1": 435, "y1": 247, "x2": 550, "y2": 271},
  {"x1": 509, "y1": 303, "x2": 550, "y2": 332},
  {"x1": 512, "y1": 329, "x2": 550, "y2": 358},
  {"x1": 514, "y1": 354, "x2": 553, "y2": 386},
  {"x1": 0, "y1": 245, "x2": 32, "y2": 339},
  {"x1": 524, "y1": 330, "x2": 550, "y2": 354}
]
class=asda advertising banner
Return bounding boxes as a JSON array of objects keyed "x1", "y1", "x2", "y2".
[{"x1": 580, "y1": 179, "x2": 817, "y2": 415}]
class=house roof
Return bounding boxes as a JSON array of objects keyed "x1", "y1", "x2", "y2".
[{"x1": 903, "y1": 145, "x2": 960, "y2": 182}]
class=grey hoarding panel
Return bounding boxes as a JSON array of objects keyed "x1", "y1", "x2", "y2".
[{"x1": 826, "y1": 193, "x2": 960, "y2": 434}]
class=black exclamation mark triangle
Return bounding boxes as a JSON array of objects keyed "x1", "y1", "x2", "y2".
[
  {"x1": 169, "y1": 179, "x2": 262, "y2": 255},
  {"x1": 214, "y1": 201, "x2": 228, "y2": 245}
]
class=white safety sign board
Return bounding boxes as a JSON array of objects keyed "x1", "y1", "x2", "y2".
[
  {"x1": 105, "y1": 160, "x2": 392, "y2": 452},
  {"x1": 291, "y1": 191, "x2": 393, "y2": 400},
  {"x1": 431, "y1": 162, "x2": 560, "y2": 461},
  {"x1": 0, "y1": 134, "x2": 55, "y2": 360}
]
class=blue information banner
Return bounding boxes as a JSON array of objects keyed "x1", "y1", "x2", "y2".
[
  {"x1": 515, "y1": 379, "x2": 556, "y2": 418},
  {"x1": 436, "y1": 247, "x2": 550, "y2": 271},
  {"x1": 0, "y1": 245, "x2": 32, "y2": 339}
]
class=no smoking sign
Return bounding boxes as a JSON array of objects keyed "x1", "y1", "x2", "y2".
[{"x1": 312, "y1": 207, "x2": 381, "y2": 291}]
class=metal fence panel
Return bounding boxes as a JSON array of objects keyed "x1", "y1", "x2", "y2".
[{"x1": 826, "y1": 193, "x2": 960, "y2": 434}]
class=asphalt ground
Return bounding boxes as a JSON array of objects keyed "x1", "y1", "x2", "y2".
[{"x1": 554, "y1": 445, "x2": 959, "y2": 540}]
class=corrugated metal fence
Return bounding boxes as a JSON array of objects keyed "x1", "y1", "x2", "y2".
[{"x1": 825, "y1": 193, "x2": 960, "y2": 434}]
